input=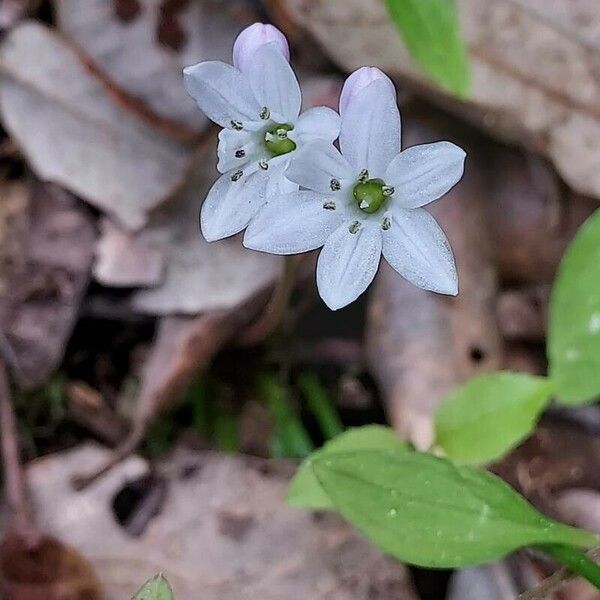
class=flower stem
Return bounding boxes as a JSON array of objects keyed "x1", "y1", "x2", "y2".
[
  {"x1": 238, "y1": 255, "x2": 300, "y2": 346},
  {"x1": 541, "y1": 544, "x2": 600, "y2": 591}
]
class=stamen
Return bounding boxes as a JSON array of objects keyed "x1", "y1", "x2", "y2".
[
  {"x1": 260, "y1": 107, "x2": 270, "y2": 120},
  {"x1": 348, "y1": 221, "x2": 361, "y2": 234},
  {"x1": 276, "y1": 128, "x2": 288, "y2": 140},
  {"x1": 330, "y1": 178, "x2": 341, "y2": 192},
  {"x1": 323, "y1": 200, "x2": 336, "y2": 210},
  {"x1": 358, "y1": 169, "x2": 369, "y2": 183},
  {"x1": 382, "y1": 185, "x2": 395, "y2": 197},
  {"x1": 382, "y1": 216, "x2": 392, "y2": 231},
  {"x1": 231, "y1": 170, "x2": 243, "y2": 182},
  {"x1": 235, "y1": 149, "x2": 246, "y2": 158},
  {"x1": 259, "y1": 159, "x2": 269, "y2": 170},
  {"x1": 230, "y1": 120, "x2": 243, "y2": 131}
]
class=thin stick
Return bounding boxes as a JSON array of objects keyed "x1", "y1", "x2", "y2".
[
  {"x1": 519, "y1": 547, "x2": 600, "y2": 600},
  {"x1": 0, "y1": 361, "x2": 40, "y2": 548}
]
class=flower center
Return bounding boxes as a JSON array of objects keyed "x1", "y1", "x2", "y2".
[
  {"x1": 264, "y1": 123, "x2": 296, "y2": 156},
  {"x1": 353, "y1": 177, "x2": 393, "y2": 214}
]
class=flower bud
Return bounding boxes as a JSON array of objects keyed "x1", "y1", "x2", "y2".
[
  {"x1": 233, "y1": 23, "x2": 290, "y2": 73},
  {"x1": 339, "y1": 67, "x2": 396, "y2": 115}
]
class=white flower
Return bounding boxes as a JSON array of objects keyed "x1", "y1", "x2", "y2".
[
  {"x1": 183, "y1": 23, "x2": 340, "y2": 242},
  {"x1": 244, "y1": 67, "x2": 466, "y2": 310}
]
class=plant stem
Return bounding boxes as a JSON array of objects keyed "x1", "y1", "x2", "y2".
[
  {"x1": 298, "y1": 372, "x2": 344, "y2": 440},
  {"x1": 541, "y1": 544, "x2": 600, "y2": 591},
  {"x1": 238, "y1": 255, "x2": 300, "y2": 347}
]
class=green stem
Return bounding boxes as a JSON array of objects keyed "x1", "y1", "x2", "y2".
[
  {"x1": 298, "y1": 372, "x2": 344, "y2": 440},
  {"x1": 541, "y1": 544, "x2": 600, "y2": 591}
]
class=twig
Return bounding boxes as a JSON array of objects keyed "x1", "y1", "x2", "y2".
[
  {"x1": 518, "y1": 548, "x2": 600, "y2": 600},
  {"x1": 0, "y1": 361, "x2": 40, "y2": 548}
]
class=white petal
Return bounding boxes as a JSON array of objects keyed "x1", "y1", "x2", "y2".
[
  {"x1": 385, "y1": 142, "x2": 466, "y2": 209},
  {"x1": 339, "y1": 79, "x2": 400, "y2": 177},
  {"x1": 265, "y1": 155, "x2": 299, "y2": 199},
  {"x1": 233, "y1": 23, "x2": 290, "y2": 74},
  {"x1": 339, "y1": 67, "x2": 396, "y2": 116},
  {"x1": 200, "y1": 167, "x2": 268, "y2": 242},
  {"x1": 244, "y1": 191, "x2": 344, "y2": 254},
  {"x1": 382, "y1": 208, "x2": 457, "y2": 295},
  {"x1": 292, "y1": 106, "x2": 340, "y2": 144},
  {"x1": 317, "y1": 221, "x2": 382, "y2": 310},
  {"x1": 216, "y1": 128, "x2": 263, "y2": 173},
  {"x1": 285, "y1": 142, "x2": 354, "y2": 193},
  {"x1": 246, "y1": 42, "x2": 301, "y2": 122},
  {"x1": 183, "y1": 61, "x2": 262, "y2": 128}
]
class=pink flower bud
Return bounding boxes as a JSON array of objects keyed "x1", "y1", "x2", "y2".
[
  {"x1": 233, "y1": 23, "x2": 290, "y2": 73},
  {"x1": 339, "y1": 67, "x2": 396, "y2": 115}
]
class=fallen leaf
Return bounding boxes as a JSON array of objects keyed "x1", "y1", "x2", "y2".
[
  {"x1": 0, "y1": 21, "x2": 197, "y2": 230},
  {"x1": 54, "y1": 0, "x2": 258, "y2": 137},
  {"x1": 28, "y1": 443, "x2": 420, "y2": 600},
  {"x1": 270, "y1": 0, "x2": 600, "y2": 200},
  {"x1": 0, "y1": 0, "x2": 40, "y2": 31},
  {"x1": 484, "y1": 149, "x2": 595, "y2": 284},
  {"x1": 95, "y1": 143, "x2": 282, "y2": 315},
  {"x1": 0, "y1": 180, "x2": 95, "y2": 388},
  {"x1": 496, "y1": 285, "x2": 550, "y2": 343}
]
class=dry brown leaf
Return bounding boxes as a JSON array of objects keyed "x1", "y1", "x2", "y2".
[
  {"x1": 94, "y1": 143, "x2": 282, "y2": 315},
  {"x1": 484, "y1": 149, "x2": 595, "y2": 284},
  {"x1": 54, "y1": 0, "x2": 258, "y2": 137},
  {"x1": 0, "y1": 534, "x2": 102, "y2": 600},
  {"x1": 270, "y1": 0, "x2": 600, "y2": 200},
  {"x1": 0, "y1": 180, "x2": 95, "y2": 388},
  {"x1": 0, "y1": 21, "x2": 197, "y2": 230},
  {"x1": 29, "y1": 443, "x2": 419, "y2": 600}
]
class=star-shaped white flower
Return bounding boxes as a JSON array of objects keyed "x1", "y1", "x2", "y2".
[
  {"x1": 183, "y1": 23, "x2": 340, "y2": 242},
  {"x1": 244, "y1": 67, "x2": 466, "y2": 310}
]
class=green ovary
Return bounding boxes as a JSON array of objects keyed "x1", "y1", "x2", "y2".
[
  {"x1": 353, "y1": 178, "x2": 388, "y2": 214},
  {"x1": 264, "y1": 123, "x2": 296, "y2": 156}
]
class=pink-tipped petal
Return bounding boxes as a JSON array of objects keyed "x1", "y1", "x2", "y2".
[
  {"x1": 233, "y1": 23, "x2": 290, "y2": 74},
  {"x1": 339, "y1": 67, "x2": 396, "y2": 116}
]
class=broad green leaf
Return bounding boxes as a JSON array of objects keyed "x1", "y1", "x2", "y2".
[
  {"x1": 286, "y1": 425, "x2": 409, "y2": 509},
  {"x1": 384, "y1": 0, "x2": 470, "y2": 97},
  {"x1": 132, "y1": 574, "x2": 174, "y2": 600},
  {"x1": 314, "y1": 450, "x2": 597, "y2": 568},
  {"x1": 435, "y1": 372, "x2": 553, "y2": 464},
  {"x1": 549, "y1": 210, "x2": 600, "y2": 404}
]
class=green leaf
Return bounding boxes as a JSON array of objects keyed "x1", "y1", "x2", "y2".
[
  {"x1": 435, "y1": 372, "x2": 553, "y2": 464},
  {"x1": 132, "y1": 574, "x2": 174, "y2": 600},
  {"x1": 384, "y1": 0, "x2": 470, "y2": 97},
  {"x1": 286, "y1": 425, "x2": 409, "y2": 509},
  {"x1": 549, "y1": 210, "x2": 600, "y2": 405},
  {"x1": 314, "y1": 450, "x2": 597, "y2": 568}
]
